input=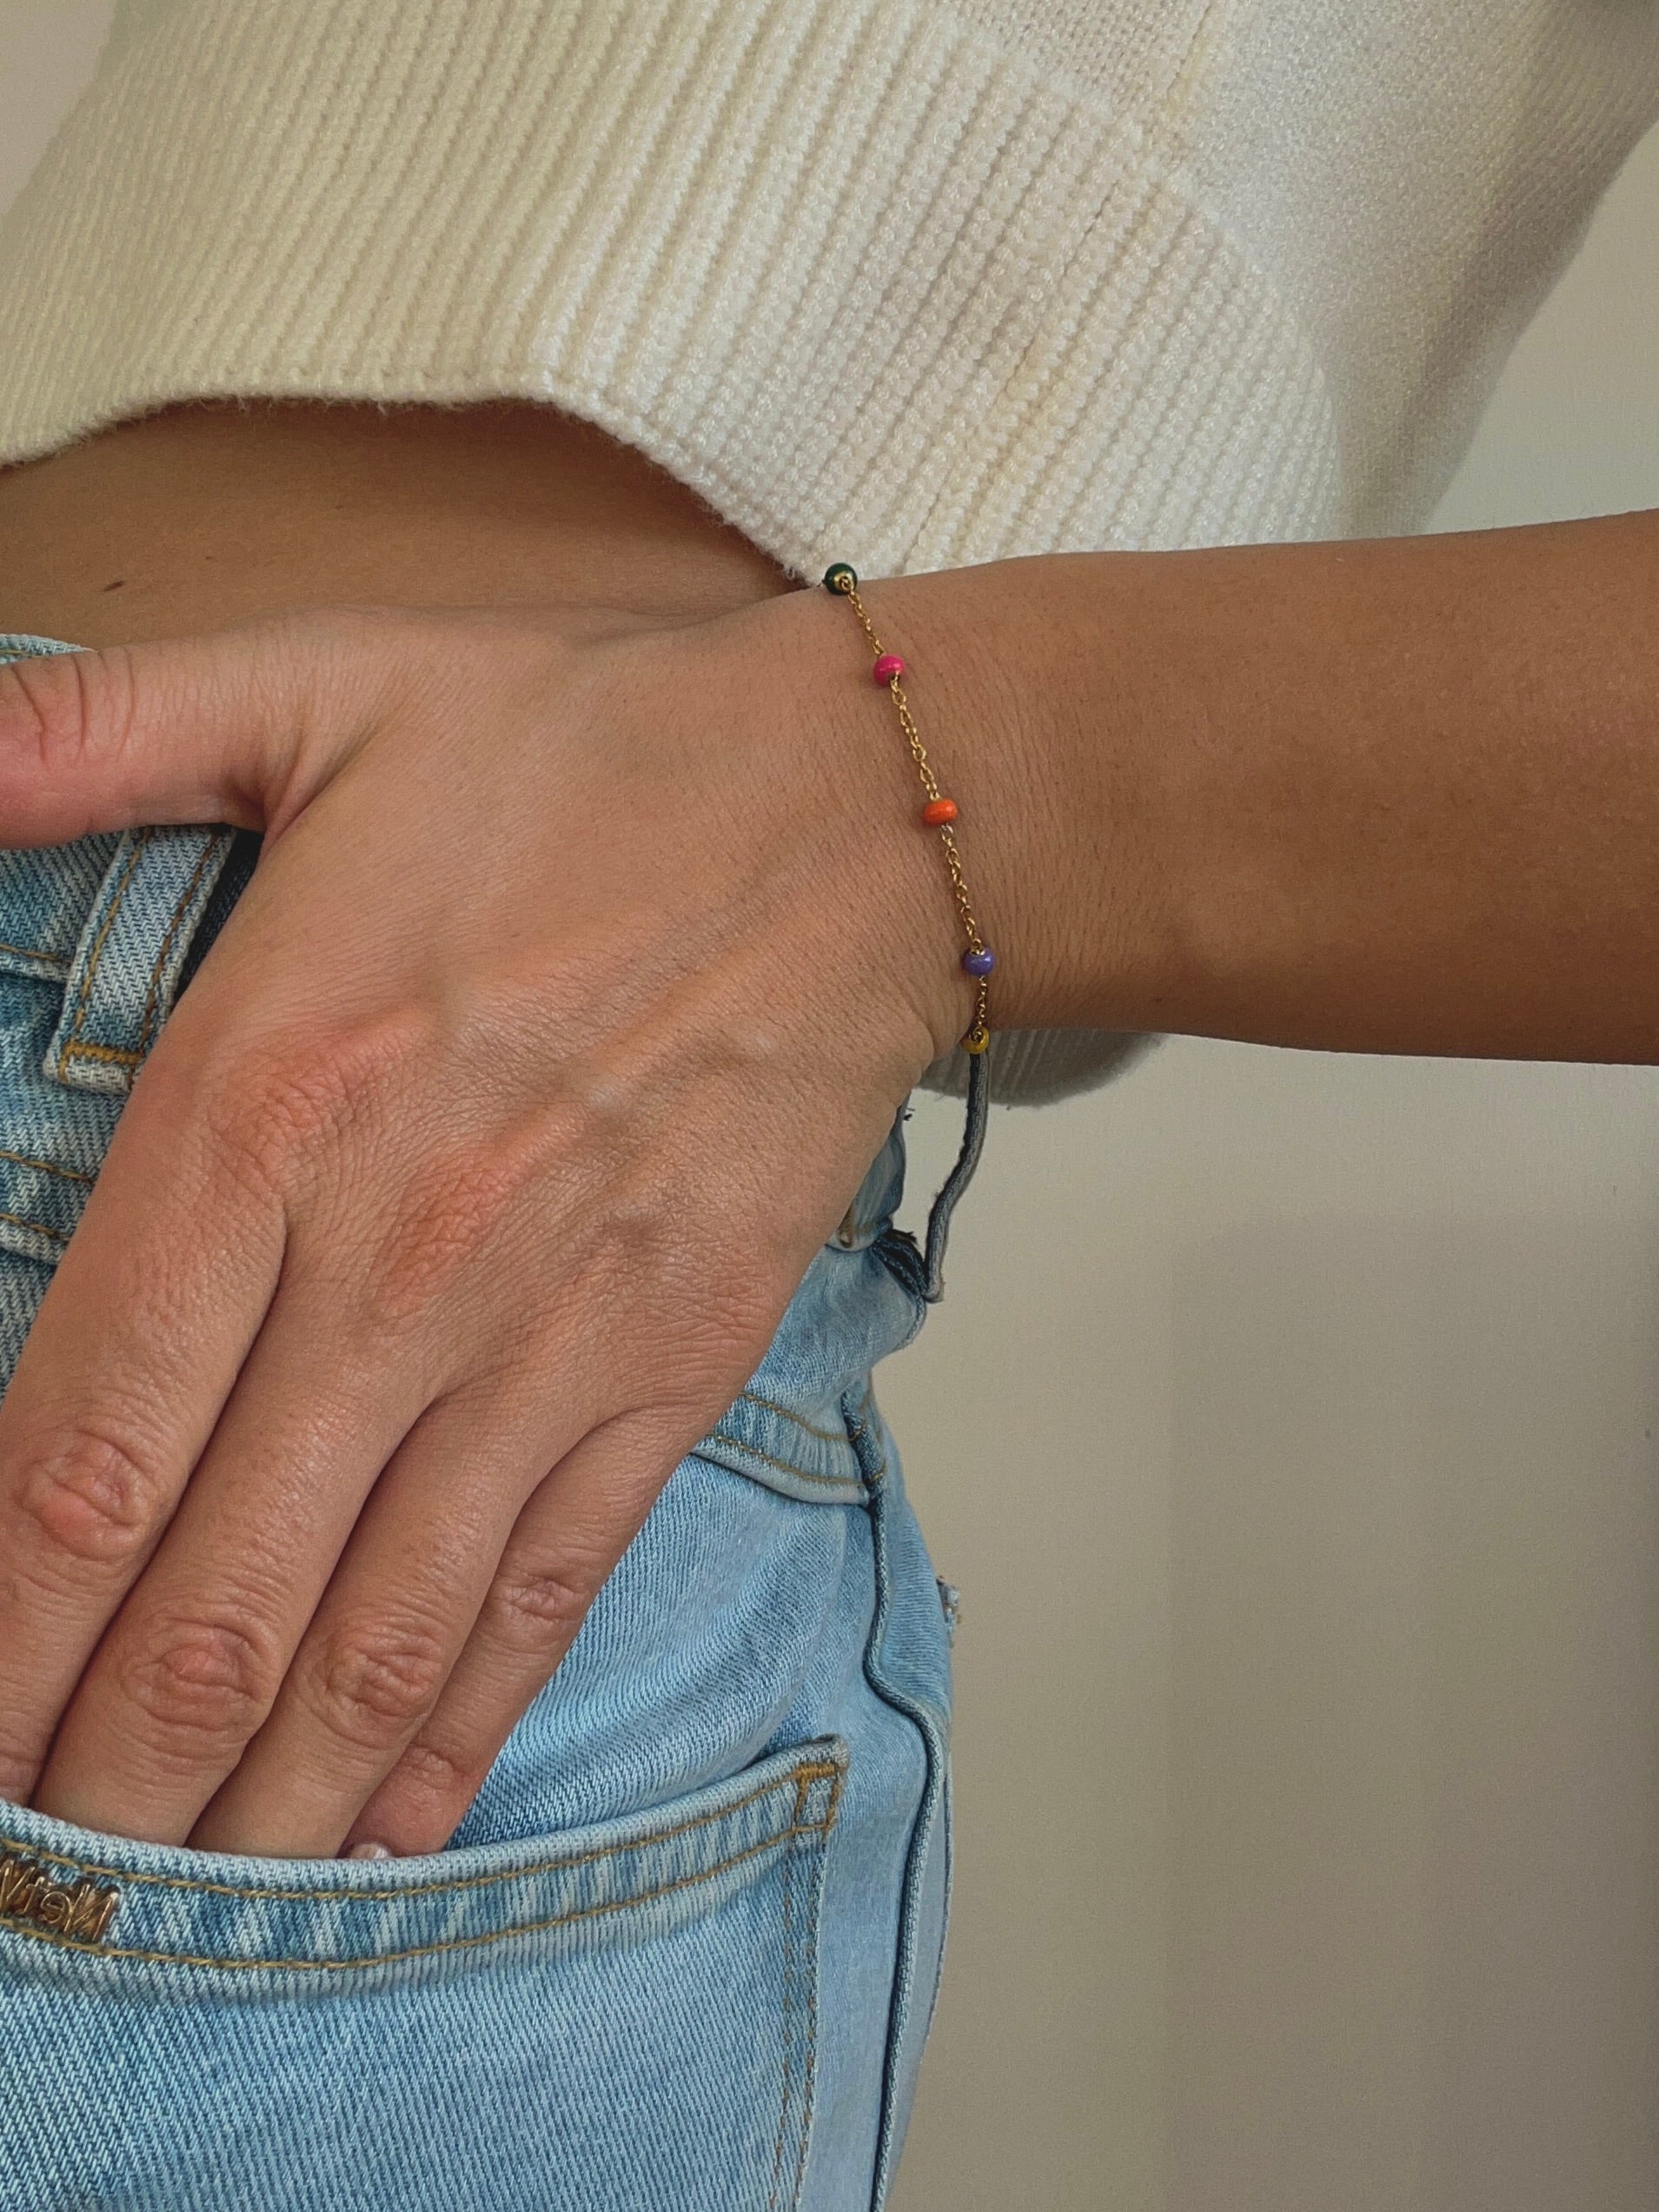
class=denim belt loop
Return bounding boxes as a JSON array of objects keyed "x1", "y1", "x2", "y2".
[{"x1": 42, "y1": 825, "x2": 238, "y2": 1096}]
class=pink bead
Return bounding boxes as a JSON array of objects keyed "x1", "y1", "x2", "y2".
[{"x1": 873, "y1": 653, "x2": 906, "y2": 685}]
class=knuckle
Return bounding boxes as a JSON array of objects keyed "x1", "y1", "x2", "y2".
[
  {"x1": 15, "y1": 1421, "x2": 171, "y2": 1578},
  {"x1": 387, "y1": 1730, "x2": 489, "y2": 1811},
  {"x1": 119, "y1": 1613, "x2": 280, "y2": 1759},
  {"x1": 306, "y1": 1618, "x2": 452, "y2": 1750},
  {"x1": 486, "y1": 1558, "x2": 600, "y2": 1660},
  {"x1": 209, "y1": 1049, "x2": 351, "y2": 1171},
  {"x1": 199, "y1": 1027, "x2": 402, "y2": 1196}
]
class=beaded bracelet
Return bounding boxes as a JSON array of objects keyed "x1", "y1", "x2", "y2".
[{"x1": 822, "y1": 562, "x2": 994, "y2": 1055}]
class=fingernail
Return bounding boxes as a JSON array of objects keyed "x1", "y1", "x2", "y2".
[{"x1": 344, "y1": 1840, "x2": 395, "y2": 1861}]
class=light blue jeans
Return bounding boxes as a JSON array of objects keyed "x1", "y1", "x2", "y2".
[{"x1": 0, "y1": 634, "x2": 979, "y2": 2211}]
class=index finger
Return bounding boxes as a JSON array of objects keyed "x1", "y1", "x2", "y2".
[{"x1": 0, "y1": 1025, "x2": 283, "y2": 1808}]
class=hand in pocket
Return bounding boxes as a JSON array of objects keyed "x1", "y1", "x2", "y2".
[{"x1": 0, "y1": 601, "x2": 960, "y2": 1858}]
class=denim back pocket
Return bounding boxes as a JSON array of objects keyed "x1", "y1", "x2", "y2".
[
  {"x1": 0, "y1": 649, "x2": 946, "y2": 2208},
  {"x1": 0, "y1": 1739, "x2": 847, "y2": 2211}
]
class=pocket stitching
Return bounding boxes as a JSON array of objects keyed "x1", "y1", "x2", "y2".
[
  {"x1": 767, "y1": 1823, "x2": 802, "y2": 2211},
  {"x1": 0, "y1": 1756, "x2": 846, "y2": 1905},
  {"x1": 765, "y1": 1786, "x2": 830, "y2": 2212},
  {"x1": 0, "y1": 1810, "x2": 839, "y2": 1975},
  {"x1": 793, "y1": 1819, "x2": 829, "y2": 2210},
  {"x1": 0, "y1": 1207, "x2": 69, "y2": 1245},
  {"x1": 699, "y1": 1380, "x2": 882, "y2": 1497},
  {"x1": 0, "y1": 1148, "x2": 94, "y2": 1186},
  {"x1": 0, "y1": 942, "x2": 67, "y2": 972},
  {"x1": 738, "y1": 1389, "x2": 856, "y2": 1450},
  {"x1": 703, "y1": 1431, "x2": 861, "y2": 1492}
]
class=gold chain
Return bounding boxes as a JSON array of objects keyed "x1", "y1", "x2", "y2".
[{"x1": 823, "y1": 564, "x2": 992, "y2": 1053}]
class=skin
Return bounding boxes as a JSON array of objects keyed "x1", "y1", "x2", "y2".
[
  {"x1": 0, "y1": 400, "x2": 1656, "y2": 1860},
  {"x1": 0, "y1": 401, "x2": 969, "y2": 1860}
]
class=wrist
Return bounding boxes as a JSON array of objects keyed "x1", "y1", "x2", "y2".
[
  {"x1": 764, "y1": 584, "x2": 979, "y2": 1068},
  {"x1": 830, "y1": 556, "x2": 1160, "y2": 1040}
]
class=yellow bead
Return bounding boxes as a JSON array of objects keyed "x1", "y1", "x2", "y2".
[{"x1": 963, "y1": 1024, "x2": 991, "y2": 1054}]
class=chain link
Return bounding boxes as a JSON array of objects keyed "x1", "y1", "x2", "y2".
[{"x1": 832, "y1": 573, "x2": 991, "y2": 1053}]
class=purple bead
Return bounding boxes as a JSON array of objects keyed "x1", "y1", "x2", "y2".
[{"x1": 962, "y1": 946, "x2": 996, "y2": 978}]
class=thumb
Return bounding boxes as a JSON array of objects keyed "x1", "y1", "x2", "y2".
[{"x1": 0, "y1": 617, "x2": 377, "y2": 847}]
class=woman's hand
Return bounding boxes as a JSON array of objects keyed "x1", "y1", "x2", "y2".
[{"x1": 0, "y1": 593, "x2": 967, "y2": 1858}]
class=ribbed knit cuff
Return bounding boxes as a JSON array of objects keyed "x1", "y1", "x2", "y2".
[{"x1": 0, "y1": 0, "x2": 1335, "y2": 581}]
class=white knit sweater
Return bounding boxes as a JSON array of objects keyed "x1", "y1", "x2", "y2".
[{"x1": 3, "y1": 1, "x2": 1658, "y2": 1103}]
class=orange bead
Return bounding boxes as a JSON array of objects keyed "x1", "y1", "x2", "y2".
[{"x1": 921, "y1": 797, "x2": 958, "y2": 827}]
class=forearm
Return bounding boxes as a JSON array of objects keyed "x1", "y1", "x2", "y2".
[
  {"x1": 13, "y1": 403, "x2": 1659, "y2": 1068},
  {"x1": 877, "y1": 512, "x2": 1659, "y2": 1061}
]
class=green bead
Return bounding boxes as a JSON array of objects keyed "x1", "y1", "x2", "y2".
[{"x1": 822, "y1": 561, "x2": 858, "y2": 594}]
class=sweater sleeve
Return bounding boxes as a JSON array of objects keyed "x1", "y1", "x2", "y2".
[{"x1": 4, "y1": 0, "x2": 1656, "y2": 1106}]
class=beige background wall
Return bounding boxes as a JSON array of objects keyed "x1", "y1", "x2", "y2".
[{"x1": 3, "y1": 8, "x2": 1657, "y2": 2208}]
